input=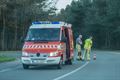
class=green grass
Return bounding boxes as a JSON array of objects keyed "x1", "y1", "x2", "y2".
[{"x1": 0, "y1": 56, "x2": 16, "y2": 63}]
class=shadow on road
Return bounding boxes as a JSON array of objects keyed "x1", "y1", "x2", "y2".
[{"x1": 31, "y1": 64, "x2": 73, "y2": 70}]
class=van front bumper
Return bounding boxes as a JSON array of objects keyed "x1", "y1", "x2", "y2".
[{"x1": 21, "y1": 57, "x2": 61, "y2": 65}]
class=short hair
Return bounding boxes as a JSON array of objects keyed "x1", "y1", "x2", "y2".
[
  {"x1": 89, "y1": 36, "x2": 93, "y2": 39},
  {"x1": 79, "y1": 35, "x2": 82, "y2": 37}
]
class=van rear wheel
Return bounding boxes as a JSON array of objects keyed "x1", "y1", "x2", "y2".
[
  {"x1": 23, "y1": 64, "x2": 29, "y2": 69},
  {"x1": 68, "y1": 59, "x2": 72, "y2": 65},
  {"x1": 65, "y1": 59, "x2": 72, "y2": 65}
]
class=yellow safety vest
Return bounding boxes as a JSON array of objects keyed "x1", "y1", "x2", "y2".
[{"x1": 84, "y1": 39, "x2": 92, "y2": 50}]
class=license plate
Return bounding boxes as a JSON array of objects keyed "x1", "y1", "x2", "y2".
[
  {"x1": 31, "y1": 58, "x2": 46, "y2": 60},
  {"x1": 32, "y1": 60, "x2": 45, "y2": 63}
]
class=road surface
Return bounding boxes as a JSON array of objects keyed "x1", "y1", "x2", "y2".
[{"x1": 0, "y1": 50, "x2": 120, "y2": 80}]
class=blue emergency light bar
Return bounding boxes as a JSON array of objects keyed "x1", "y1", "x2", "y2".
[{"x1": 32, "y1": 21, "x2": 60, "y2": 25}]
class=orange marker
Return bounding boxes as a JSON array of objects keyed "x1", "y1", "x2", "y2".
[{"x1": 93, "y1": 53, "x2": 96, "y2": 60}]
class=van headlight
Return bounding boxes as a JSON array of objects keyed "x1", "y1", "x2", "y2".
[
  {"x1": 57, "y1": 44, "x2": 63, "y2": 50},
  {"x1": 50, "y1": 52, "x2": 58, "y2": 57},
  {"x1": 22, "y1": 52, "x2": 29, "y2": 57}
]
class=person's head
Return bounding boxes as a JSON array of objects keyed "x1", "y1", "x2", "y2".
[
  {"x1": 89, "y1": 36, "x2": 93, "y2": 40},
  {"x1": 79, "y1": 35, "x2": 82, "y2": 38}
]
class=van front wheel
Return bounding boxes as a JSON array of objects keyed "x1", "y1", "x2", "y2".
[
  {"x1": 68, "y1": 59, "x2": 72, "y2": 65},
  {"x1": 23, "y1": 64, "x2": 29, "y2": 69}
]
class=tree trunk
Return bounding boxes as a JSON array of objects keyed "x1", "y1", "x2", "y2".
[
  {"x1": 14, "y1": 22, "x2": 17, "y2": 50},
  {"x1": 105, "y1": 31, "x2": 108, "y2": 48},
  {"x1": 1, "y1": 9, "x2": 6, "y2": 50},
  {"x1": 13, "y1": 9, "x2": 18, "y2": 50},
  {"x1": 108, "y1": 31, "x2": 111, "y2": 48}
]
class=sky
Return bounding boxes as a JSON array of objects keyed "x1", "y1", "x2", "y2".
[{"x1": 55, "y1": 0, "x2": 73, "y2": 10}]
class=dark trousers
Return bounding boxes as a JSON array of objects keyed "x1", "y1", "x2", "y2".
[{"x1": 77, "y1": 52, "x2": 82, "y2": 60}]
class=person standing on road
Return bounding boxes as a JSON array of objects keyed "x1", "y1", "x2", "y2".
[
  {"x1": 76, "y1": 35, "x2": 83, "y2": 60},
  {"x1": 83, "y1": 36, "x2": 93, "y2": 61}
]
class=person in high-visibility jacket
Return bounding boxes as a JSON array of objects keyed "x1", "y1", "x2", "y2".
[{"x1": 83, "y1": 36, "x2": 93, "y2": 61}]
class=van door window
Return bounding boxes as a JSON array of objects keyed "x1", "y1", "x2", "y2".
[{"x1": 61, "y1": 30, "x2": 66, "y2": 41}]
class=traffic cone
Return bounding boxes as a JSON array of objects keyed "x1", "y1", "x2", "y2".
[{"x1": 93, "y1": 53, "x2": 96, "y2": 60}]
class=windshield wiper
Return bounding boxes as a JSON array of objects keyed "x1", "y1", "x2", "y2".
[
  {"x1": 25, "y1": 39, "x2": 59, "y2": 42},
  {"x1": 25, "y1": 39, "x2": 33, "y2": 41},
  {"x1": 33, "y1": 40, "x2": 48, "y2": 43}
]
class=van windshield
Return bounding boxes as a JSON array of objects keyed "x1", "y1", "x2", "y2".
[{"x1": 26, "y1": 28, "x2": 60, "y2": 42}]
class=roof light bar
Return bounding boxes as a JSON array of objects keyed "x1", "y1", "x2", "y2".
[{"x1": 32, "y1": 21, "x2": 60, "y2": 25}]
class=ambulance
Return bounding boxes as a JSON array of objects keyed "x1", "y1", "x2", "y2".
[{"x1": 21, "y1": 21, "x2": 74, "y2": 69}]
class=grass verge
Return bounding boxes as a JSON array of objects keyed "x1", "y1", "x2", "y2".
[{"x1": 0, "y1": 56, "x2": 16, "y2": 63}]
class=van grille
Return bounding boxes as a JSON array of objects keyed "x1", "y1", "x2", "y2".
[{"x1": 29, "y1": 53, "x2": 49, "y2": 58}]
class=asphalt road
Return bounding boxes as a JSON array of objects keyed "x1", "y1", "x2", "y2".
[{"x1": 0, "y1": 50, "x2": 120, "y2": 80}]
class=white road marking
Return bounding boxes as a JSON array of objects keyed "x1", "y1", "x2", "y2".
[
  {"x1": 0, "y1": 68, "x2": 12, "y2": 73},
  {"x1": 103, "y1": 51, "x2": 120, "y2": 55},
  {"x1": 53, "y1": 62, "x2": 89, "y2": 80},
  {"x1": 112, "y1": 52, "x2": 120, "y2": 55}
]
